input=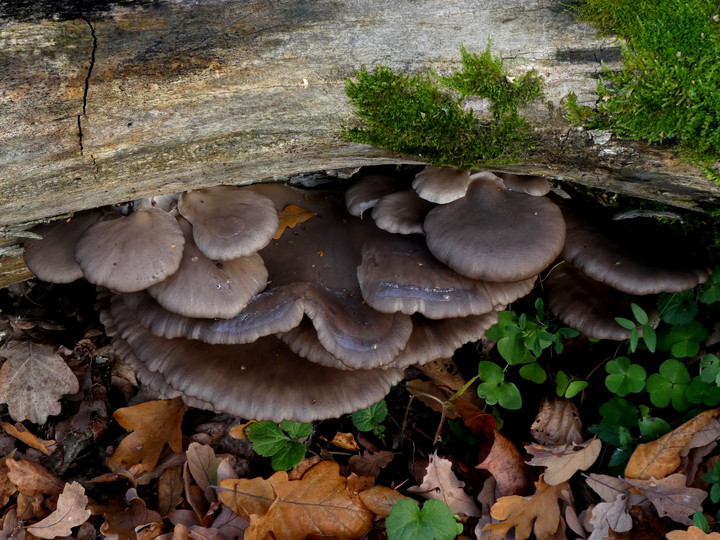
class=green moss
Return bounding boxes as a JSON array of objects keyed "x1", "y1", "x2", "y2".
[
  {"x1": 343, "y1": 45, "x2": 544, "y2": 169},
  {"x1": 562, "y1": 92, "x2": 598, "y2": 127},
  {"x1": 574, "y1": 0, "x2": 720, "y2": 163}
]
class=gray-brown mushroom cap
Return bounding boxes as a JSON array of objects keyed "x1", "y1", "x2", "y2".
[
  {"x1": 357, "y1": 232, "x2": 535, "y2": 319},
  {"x1": 562, "y1": 212, "x2": 711, "y2": 295},
  {"x1": 147, "y1": 217, "x2": 268, "y2": 319},
  {"x1": 74, "y1": 208, "x2": 185, "y2": 293},
  {"x1": 424, "y1": 177, "x2": 566, "y2": 282},
  {"x1": 101, "y1": 293, "x2": 404, "y2": 422},
  {"x1": 23, "y1": 211, "x2": 102, "y2": 283},
  {"x1": 178, "y1": 186, "x2": 279, "y2": 261},
  {"x1": 345, "y1": 174, "x2": 409, "y2": 217},
  {"x1": 495, "y1": 173, "x2": 551, "y2": 196},
  {"x1": 412, "y1": 166, "x2": 476, "y2": 204},
  {"x1": 544, "y1": 261, "x2": 657, "y2": 340},
  {"x1": 370, "y1": 190, "x2": 436, "y2": 235}
]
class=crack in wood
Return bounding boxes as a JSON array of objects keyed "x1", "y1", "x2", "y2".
[{"x1": 77, "y1": 4, "x2": 97, "y2": 157}]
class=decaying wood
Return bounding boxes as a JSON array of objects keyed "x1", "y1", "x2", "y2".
[{"x1": 1, "y1": 0, "x2": 719, "y2": 287}]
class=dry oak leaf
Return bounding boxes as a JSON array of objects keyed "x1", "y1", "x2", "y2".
[
  {"x1": 0, "y1": 341, "x2": 79, "y2": 424},
  {"x1": 588, "y1": 494, "x2": 633, "y2": 540},
  {"x1": 273, "y1": 205, "x2": 317, "y2": 239},
  {"x1": 625, "y1": 474, "x2": 707, "y2": 526},
  {"x1": 219, "y1": 460, "x2": 372, "y2": 540},
  {"x1": 27, "y1": 481, "x2": 91, "y2": 539},
  {"x1": 5, "y1": 457, "x2": 63, "y2": 496},
  {"x1": 358, "y1": 485, "x2": 409, "y2": 518},
  {"x1": 0, "y1": 421, "x2": 55, "y2": 456},
  {"x1": 186, "y1": 442, "x2": 224, "y2": 502},
  {"x1": 408, "y1": 451, "x2": 481, "y2": 517},
  {"x1": 531, "y1": 399, "x2": 583, "y2": 446},
  {"x1": 477, "y1": 429, "x2": 532, "y2": 497},
  {"x1": 348, "y1": 449, "x2": 394, "y2": 478},
  {"x1": 108, "y1": 397, "x2": 186, "y2": 473},
  {"x1": 666, "y1": 526, "x2": 720, "y2": 539},
  {"x1": 625, "y1": 408, "x2": 720, "y2": 480},
  {"x1": 484, "y1": 475, "x2": 569, "y2": 540},
  {"x1": 525, "y1": 438, "x2": 602, "y2": 485},
  {"x1": 100, "y1": 496, "x2": 163, "y2": 540}
]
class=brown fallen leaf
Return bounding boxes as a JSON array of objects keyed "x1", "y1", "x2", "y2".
[
  {"x1": 625, "y1": 474, "x2": 707, "y2": 526},
  {"x1": 158, "y1": 466, "x2": 184, "y2": 518},
  {"x1": 666, "y1": 526, "x2": 720, "y2": 539},
  {"x1": 5, "y1": 457, "x2": 64, "y2": 496},
  {"x1": 484, "y1": 475, "x2": 569, "y2": 540},
  {"x1": 27, "y1": 481, "x2": 91, "y2": 539},
  {"x1": 625, "y1": 408, "x2": 720, "y2": 480},
  {"x1": 273, "y1": 205, "x2": 317, "y2": 239},
  {"x1": 0, "y1": 421, "x2": 55, "y2": 456},
  {"x1": 326, "y1": 432, "x2": 360, "y2": 452},
  {"x1": 531, "y1": 399, "x2": 583, "y2": 445},
  {"x1": 348, "y1": 450, "x2": 394, "y2": 478},
  {"x1": 186, "y1": 442, "x2": 223, "y2": 502},
  {"x1": 0, "y1": 460, "x2": 17, "y2": 508},
  {"x1": 358, "y1": 485, "x2": 409, "y2": 517},
  {"x1": 0, "y1": 340, "x2": 79, "y2": 424},
  {"x1": 100, "y1": 496, "x2": 163, "y2": 540},
  {"x1": 477, "y1": 429, "x2": 532, "y2": 497},
  {"x1": 108, "y1": 398, "x2": 186, "y2": 473},
  {"x1": 408, "y1": 451, "x2": 480, "y2": 517},
  {"x1": 525, "y1": 438, "x2": 602, "y2": 485},
  {"x1": 589, "y1": 494, "x2": 633, "y2": 539},
  {"x1": 220, "y1": 460, "x2": 372, "y2": 540}
]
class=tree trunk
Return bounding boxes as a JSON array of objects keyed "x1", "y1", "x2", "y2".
[{"x1": 1, "y1": 0, "x2": 719, "y2": 287}]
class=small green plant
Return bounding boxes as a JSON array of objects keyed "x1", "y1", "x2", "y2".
[
  {"x1": 555, "y1": 370, "x2": 589, "y2": 399},
  {"x1": 614, "y1": 303, "x2": 656, "y2": 353},
  {"x1": 386, "y1": 499, "x2": 463, "y2": 540},
  {"x1": 351, "y1": 400, "x2": 388, "y2": 437},
  {"x1": 702, "y1": 461, "x2": 720, "y2": 504},
  {"x1": 245, "y1": 420, "x2": 312, "y2": 471},
  {"x1": 476, "y1": 360, "x2": 522, "y2": 410},
  {"x1": 344, "y1": 44, "x2": 544, "y2": 169},
  {"x1": 605, "y1": 356, "x2": 647, "y2": 397}
]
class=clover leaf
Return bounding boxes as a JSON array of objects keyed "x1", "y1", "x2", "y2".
[
  {"x1": 605, "y1": 356, "x2": 647, "y2": 396},
  {"x1": 646, "y1": 359, "x2": 691, "y2": 410}
]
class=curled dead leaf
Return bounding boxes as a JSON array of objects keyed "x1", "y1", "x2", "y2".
[
  {"x1": 525, "y1": 438, "x2": 601, "y2": 485},
  {"x1": 27, "y1": 481, "x2": 91, "y2": 539}
]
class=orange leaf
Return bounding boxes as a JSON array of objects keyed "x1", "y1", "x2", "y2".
[
  {"x1": 667, "y1": 526, "x2": 720, "y2": 539},
  {"x1": 273, "y1": 205, "x2": 317, "y2": 239},
  {"x1": 108, "y1": 397, "x2": 186, "y2": 473},
  {"x1": 358, "y1": 485, "x2": 408, "y2": 517},
  {"x1": 625, "y1": 408, "x2": 720, "y2": 480},
  {"x1": 0, "y1": 421, "x2": 55, "y2": 456},
  {"x1": 476, "y1": 429, "x2": 532, "y2": 497},
  {"x1": 484, "y1": 475, "x2": 569, "y2": 540},
  {"x1": 221, "y1": 461, "x2": 372, "y2": 539}
]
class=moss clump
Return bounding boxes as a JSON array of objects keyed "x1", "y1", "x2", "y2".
[
  {"x1": 574, "y1": 0, "x2": 720, "y2": 164},
  {"x1": 343, "y1": 45, "x2": 544, "y2": 169}
]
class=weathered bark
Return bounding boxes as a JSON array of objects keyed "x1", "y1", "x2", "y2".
[{"x1": 1, "y1": 0, "x2": 719, "y2": 287}]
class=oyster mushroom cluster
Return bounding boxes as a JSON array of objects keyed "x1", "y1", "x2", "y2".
[
  {"x1": 22, "y1": 167, "x2": 569, "y2": 422},
  {"x1": 544, "y1": 208, "x2": 712, "y2": 340}
]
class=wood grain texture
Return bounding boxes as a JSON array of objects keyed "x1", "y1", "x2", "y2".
[{"x1": 1, "y1": 0, "x2": 719, "y2": 286}]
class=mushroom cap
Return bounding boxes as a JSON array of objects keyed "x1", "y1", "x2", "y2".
[
  {"x1": 495, "y1": 173, "x2": 551, "y2": 196},
  {"x1": 75, "y1": 207, "x2": 185, "y2": 292},
  {"x1": 23, "y1": 211, "x2": 102, "y2": 283},
  {"x1": 178, "y1": 186, "x2": 279, "y2": 260},
  {"x1": 370, "y1": 190, "x2": 436, "y2": 235},
  {"x1": 147, "y1": 217, "x2": 268, "y2": 319},
  {"x1": 423, "y1": 177, "x2": 566, "y2": 282},
  {"x1": 101, "y1": 293, "x2": 404, "y2": 422},
  {"x1": 358, "y1": 232, "x2": 535, "y2": 319},
  {"x1": 412, "y1": 166, "x2": 476, "y2": 204},
  {"x1": 562, "y1": 212, "x2": 711, "y2": 295},
  {"x1": 345, "y1": 174, "x2": 409, "y2": 217},
  {"x1": 544, "y1": 261, "x2": 657, "y2": 340}
]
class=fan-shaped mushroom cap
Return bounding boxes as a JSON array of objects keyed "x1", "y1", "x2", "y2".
[
  {"x1": 544, "y1": 261, "x2": 657, "y2": 340},
  {"x1": 101, "y1": 293, "x2": 404, "y2": 422},
  {"x1": 23, "y1": 211, "x2": 102, "y2": 283},
  {"x1": 178, "y1": 186, "x2": 279, "y2": 261},
  {"x1": 345, "y1": 174, "x2": 409, "y2": 217},
  {"x1": 370, "y1": 190, "x2": 436, "y2": 235},
  {"x1": 147, "y1": 217, "x2": 268, "y2": 319},
  {"x1": 563, "y1": 212, "x2": 711, "y2": 295},
  {"x1": 74, "y1": 208, "x2": 185, "y2": 293},
  {"x1": 423, "y1": 177, "x2": 566, "y2": 282},
  {"x1": 495, "y1": 173, "x2": 551, "y2": 196},
  {"x1": 358, "y1": 233, "x2": 535, "y2": 319},
  {"x1": 412, "y1": 166, "x2": 475, "y2": 204}
]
